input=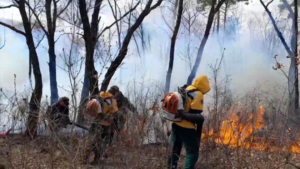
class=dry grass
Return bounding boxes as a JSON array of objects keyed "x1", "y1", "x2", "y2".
[
  {"x1": 1, "y1": 74, "x2": 300, "y2": 169},
  {"x1": 1, "y1": 131, "x2": 300, "y2": 169}
]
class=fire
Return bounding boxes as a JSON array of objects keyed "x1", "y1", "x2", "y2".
[{"x1": 202, "y1": 105, "x2": 300, "y2": 153}]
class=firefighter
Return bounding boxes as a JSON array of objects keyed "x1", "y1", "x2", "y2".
[
  {"x1": 83, "y1": 92, "x2": 118, "y2": 164},
  {"x1": 47, "y1": 97, "x2": 71, "y2": 132},
  {"x1": 108, "y1": 85, "x2": 136, "y2": 134},
  {"x1": 168, "y1": 75, "x2": 211, "y2": 169}
]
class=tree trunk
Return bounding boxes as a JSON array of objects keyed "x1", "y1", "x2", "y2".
[
  {"x1": 48, "y1": 38, "x2": 59, "y2": 104},
  {"x1": 217, "y1": 0, "x2": 220, "y2": 33},
  {"x1": 187, "y1": 0, "x2": 226, "y2": 85},
  {"x1": 100, "y1": 0, "x2": 164, "y2": 92},
  {"x1": 18, "y1": 0, "x2": 43, "y2": 138},
  {"x1": 259, "y1": 0, "x2": 299, "y2": 127},
  {"x1": 224, "y1": 1, "x2": 228, "y2": 30},
  {"x1": 45, "y1": 0, "x2": 59, "y2": 105},
  {"x1": 164, "y1": 0, "x2": 183, "y2": 94},
  {"x1": 212, "y1": 17, "x2": 216, "y2": 33},
  {"x1": 277, "y1": 0, "x2": 299, "y2": 119},
  {"x1": 77, "y1": 0, "x2": 102, "y2": 124},
  {"x1": 293, "y1": 0, "x2": 299, "y2": 117}
]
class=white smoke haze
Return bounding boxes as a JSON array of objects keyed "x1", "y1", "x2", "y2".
[{"x1": 0, "y1": 0, "x2": 294, "y2": 133}]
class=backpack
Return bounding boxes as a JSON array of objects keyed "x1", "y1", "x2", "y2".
[
  {"x1": 161, "y1": 85, "x2": 199, "y2": 121},
  {"x1": 84, "y1": 98, "x2": 103, "y2": 121}
]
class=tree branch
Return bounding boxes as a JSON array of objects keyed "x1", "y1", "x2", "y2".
[
  {"x1": 35, "y1": 33, "x2": 46, "y2": 49},
  {"x1": 100, "y1": 0, "x2": 163, "y2": 92},
  {"x1": 282, "y1": 0, "x2": 294, "y2": 19},
  {"x1": 55, "y1": 0, "x2": 72, "y2": 19},
  {"x1": 97, "y1": 1, "x2": 140, "y2": 39},
  {"x1": 57, "y1": 16, "x2": 83, "y2": 30},
  {"x1": 0, "y1": 4, "x2": 18, "y2": 9},
  {"x1": 214, "y1": 0, "x2": 227, "y2": 14},
  {"x1": 260, "y1": 0, "x2": 293, "y2": 57},
  {"x1": 54, "y1": 32, "x2": 83, "y2": 43},
  {"x1": 24, "y1": 1, "x2": 48, "y2": 36},
  {"x1": 150, "y1": 0, "x2": 161, "y2": 10},
  {"x1": 266, "y1": 0, "x2": 275, "y2": 7},
  {"x1": 0, "y1": 21, "x2": 26, "y2": 36}
]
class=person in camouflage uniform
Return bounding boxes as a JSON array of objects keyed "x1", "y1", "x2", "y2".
[
  {"x1": 47, "y1": 97, "x2": 71, "y2": 133},
  {"x1": 108, "y1": 85, "x2": 137, "y2": 134}
]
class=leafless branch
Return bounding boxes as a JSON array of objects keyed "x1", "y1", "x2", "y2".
[
  {"x1": 35, "y1": 33, "x2": 46, "y2": 49},
  {"x1": 24, "y1": 1, "x2": 48, "y2": 36},
  {"x1": 107, "y1": 0, "x2": 122, "y2": 49},
  {"x1": 259, "y1": 0, "x2": 293, "y2": 57},
  {"x1": 0, "y1": 21, "x2": 26, "y2": 36},
  {"x1": 214, "y1": 0, "x2": 227, "y2": 14},
  {"x1": 56, "y1": 0, "x2": 72, "y2": 19},
  {"x1": 57, "y1": 16, "x2": 82, "y2": 29},
  {"x1": 0, "y1": 4, "x2": 18, "y2": 9},
  {"x1": 55, "y1": 32, "x2": 83, "y2": 43},
  {"x1": 97, "y1": 1, "x2": 140, "y2": 39},
  {"x1": 266, "y1": 0, "x2": 275, "y2": 7}
]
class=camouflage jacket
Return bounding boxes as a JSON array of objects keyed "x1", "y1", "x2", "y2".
[{"x1": 114, "y1": 92, "x2": 137, "y2": 113}]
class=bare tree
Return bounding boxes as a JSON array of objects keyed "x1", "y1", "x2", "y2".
[
  {"x1": 294, "y1": 0, "x2": 298, "y2": 115},
  {"x1": 164, "y1": 0, "x2": 184, "y2": 94},
  {"x1": 207, "y1": 49, "x2": 232, "y2": 134},
  {"x1": 217, "y1": 0, "x2": 237, "y2": 32},
  {"x1": 0, "y1": 0, "x2": 43, "y2": 138},
  {"x1": 24, "y1": 0, "x2": 71, "y2": 105},
  {"x1": 247, "y1": 14, "x2": 283, "y2": 59},
  {"x1": 59, "y1": 39, "x2": 84, "y2": 139},
  {"x1": 178, "y1": 0, "x2": 202, "y2": 71},
  {"x1": 260, "y1": 0, "x2": 299, "y2": 120},
  {"x1": 100, "y1": 0, "x2": 164, "y2": 91},
  {"x1": 186, "y1": 0, "x2": 226, "y2": 85},
  {"x1": 76, "y1": 0, "x2": 140, "y2": 124}
]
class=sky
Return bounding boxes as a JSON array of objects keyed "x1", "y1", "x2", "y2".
[{"x1": 0, "y1": 0, "x2": 292, "y2": 106}]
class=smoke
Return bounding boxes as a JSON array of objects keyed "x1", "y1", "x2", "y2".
[
  {"x1": 114, "y1": 2, "x2": 291, "y2": 105},
  {"x1": 0, "y1": 0, "x2": 292, "y2": 107}
]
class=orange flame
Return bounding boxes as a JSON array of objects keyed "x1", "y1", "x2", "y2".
[{"x1": 202, "y1": 105, "x2": 300, "y2": 153}]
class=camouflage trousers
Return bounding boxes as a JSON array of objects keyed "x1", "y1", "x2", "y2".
[
  {"x1": 84, "y1": 123, "x2": 114, "y2": 163},
  {"x1": 113, "y1": 112, "x2": 127, "y2": 133}
]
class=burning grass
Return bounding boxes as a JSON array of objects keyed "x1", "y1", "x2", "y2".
[
  {"x1": 1, "y1": 108, "x2": 300, "y2": 169},
  {"x1": 202, "y1": 103, "x2": 300, "y2": 156}
]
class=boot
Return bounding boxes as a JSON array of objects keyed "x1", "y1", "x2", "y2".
[{"x1": 91, "y1": 150, "x2": 101, "y2": 165}]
